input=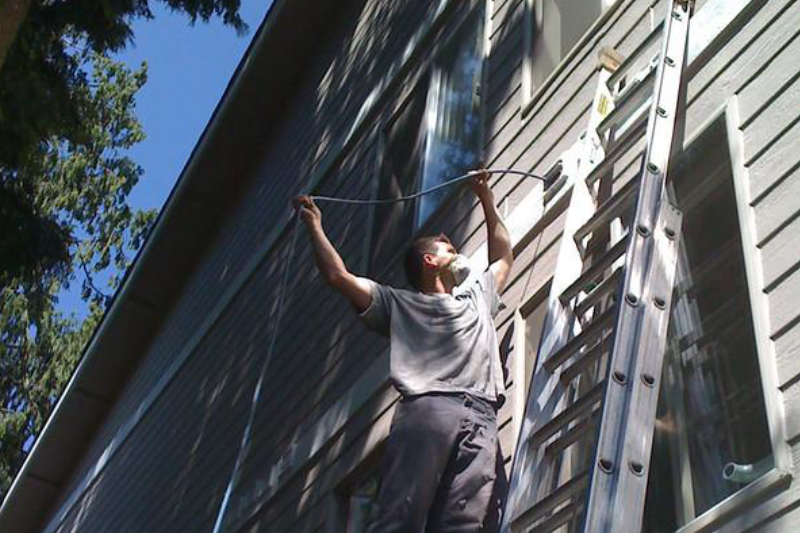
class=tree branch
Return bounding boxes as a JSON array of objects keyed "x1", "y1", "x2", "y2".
[
  {"x1": 79, "y1": 256, "x2": 111, "y2": 305},
  {"x1": 0, "y1": 0, "x2": 33, "y2": 75}
]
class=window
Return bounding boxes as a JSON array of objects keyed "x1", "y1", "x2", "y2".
[
  {"x1": 512, "y1": 290, "x2": 549, "y2": 442},
  {"x1": 370, "y1": 6, "x2": 485, "y2": 273},
  {"x1": 641, "y1": 119, "x2": 776, "y2": 531},
  {"x1": 523, "y1": 0, "x2": 619, "y2": 106},
  {"x1": 521, "y1": 295, "x2": 548, "y2": 399},
  {"x1": 343, "y1": 472, "x2": 382, "y2": 533},
  {"x1": 523, "y1": 301, "x2": 548, "y2": 394}
]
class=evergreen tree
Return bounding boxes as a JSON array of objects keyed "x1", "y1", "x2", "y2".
[
  {"x1": 0, "y1": 52, "x2": 158, "y2": 497},
  {"x1": 0, "y1": 1, "x2": 249, "y2": 497},
  {"x1": 0, "y1": 0, "x2": 246, "y2": 280}
]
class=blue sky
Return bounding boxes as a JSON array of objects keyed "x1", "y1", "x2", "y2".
[
  {"x1": 59, "y1": 1, "x2": 273, "y2": 319},
  {"x1": 120, "y1": 1, "x2": 273, "y2": 213}
]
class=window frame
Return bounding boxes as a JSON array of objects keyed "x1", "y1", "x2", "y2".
[
  {"x1": 647, "y1": 98, "x2": 792, "y2": 533},
  {"x1": 521, "y1": 0, "x2": 767, "y2": 120},
  {"x1": 521, "y1": 0, "x2": 624, "y2": 117},
  {"x1": 333, "y1": 445, "x2": 386, "y2": 533},
  {"x1": 512, "y1": 282, "x2": 551, "y2": 444},
  {"x1": 368, "y1": 0, "x2": 491, "y2": 280}
]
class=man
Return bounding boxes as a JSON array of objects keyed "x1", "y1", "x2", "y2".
[{"x1": 293, "y1": 169, "x2": 513, "y2": 533}]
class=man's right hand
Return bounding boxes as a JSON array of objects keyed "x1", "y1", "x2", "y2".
[
  {"x1": 291, "y1": 195, "x2": 373, "y2": 313},
  {"x1": 292, "y1": 195, "x2": 321, "y2": 227}
]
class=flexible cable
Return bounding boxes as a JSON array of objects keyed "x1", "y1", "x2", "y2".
[
  {"x1": 309, "y1": 168, "x2": 548, "y2": 205},
  {"x1": 212, "y1": 167, "x2": 545, "y2": 533}
]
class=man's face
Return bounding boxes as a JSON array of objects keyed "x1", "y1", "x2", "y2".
[{"x1": 428, "y1": 241, "x2": 458, "y2": 271}]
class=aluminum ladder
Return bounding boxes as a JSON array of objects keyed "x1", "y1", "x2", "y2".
[{"x1": 502, "y1": 1, "x2": 694, "y2": 532}]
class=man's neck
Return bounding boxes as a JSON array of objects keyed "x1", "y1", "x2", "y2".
[{"x1": 419, "y1": 275, "x2": 455, "y2": 295}]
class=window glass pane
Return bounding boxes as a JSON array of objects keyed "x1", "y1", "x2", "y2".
[
  {"x1": 642, "y1": 123, "x2": 773, "y2": 531},
  {"x1": 346, "y1": 473, "x2": 382, "y2": 533},
  {"x1": 530, "y1": 0, "x2": 604, "y2": 91},
  {"x1": 524, "y1": 300, "x2": 548, "y2": 395},
  {"x1": 417, "y1": 8, "x2": 485, "y2": 227}
]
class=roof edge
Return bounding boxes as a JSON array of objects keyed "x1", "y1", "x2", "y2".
[{"x1": 0, "y1": 1, "x2": 292, "y2": 530}]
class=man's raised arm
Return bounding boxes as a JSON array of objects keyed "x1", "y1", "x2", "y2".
[
  {"x1": 293, "y1": 196, "x2": 372, "y2": 312},
  {"x1": 470, "y1": 170, "x2": 514, "y2": 293}
]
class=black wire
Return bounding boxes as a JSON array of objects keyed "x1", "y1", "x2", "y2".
[{"x1": 309, "y1": 168, "x2": 548, "y2": 205}]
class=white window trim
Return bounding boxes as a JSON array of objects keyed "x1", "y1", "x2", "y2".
[
  {"x1": 512, "y1": 283, "x2": 551, "y2": 445},
  {"x1": 659, "y1": 97, "x2": 793, "y2": 533},
  {"x1": 521, "y1": 0, "x2": 625, "y2": 117},
  {"x1": 521, "y1": 0, "x2": 769, "y2": 121}
]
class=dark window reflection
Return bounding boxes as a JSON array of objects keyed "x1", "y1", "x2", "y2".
[
  {"x1": 371, "y1": 80, "x2": 430, "y2": 272},
  {"x1": 642, "y1": 121, "x2": 773, "y2": 532},
  {"x1": 345, "y1": 472, "x2": 382, "y2": 533},
  {"x1": 417, "y1": 8, "x2": 485, "y2": 227}
]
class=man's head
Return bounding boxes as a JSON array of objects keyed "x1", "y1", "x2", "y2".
[{"x1": 404, "y1": 233, "x2": 458, "y2": 292}]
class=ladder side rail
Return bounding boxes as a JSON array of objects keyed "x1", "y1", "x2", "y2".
[
  {"x1": 501, "y1": 69, "x2": 615, "y2": 533},
  {"x1": 503, "y1": 160, "x2": 595, "y2": 533},
  {"x1": 581, "y1": 1, "x2": 693, "y2": 532},
  {"x1": 609, "y1": 4, "x2": 692, "y2": 526},
  {"x1": 613, "y1": 199, "x2": 683, "y2": 532}
]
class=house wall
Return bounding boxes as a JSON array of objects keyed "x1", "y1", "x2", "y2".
[{"x1": 35, "y1": 0, "x2": 800, "y2": 532}]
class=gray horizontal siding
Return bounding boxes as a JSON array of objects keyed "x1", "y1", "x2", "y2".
[
  {"x1": 43, "y1": 0, "x2": 800, "y2": 532},
  {"x1": 44, "y1": 1, "x2": 438, "y2": 531},
  {"x1": 738, "y1": 0, "x2": 800, "y2": 407},
  {"x1": 745, "y1": 0, "x2": 800, "y2": 510},
  {"x1": 50, "y1": 158, "x2": 380, "y2": 533}
]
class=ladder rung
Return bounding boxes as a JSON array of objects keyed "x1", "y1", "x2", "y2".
[
  {"x1": 528, "y1": 382, "x2": 605, "y2": 447},
  {"x1": 574, "y1": 178, "x2": 639, "y2": 257},
  {"x1": 560, "y1": 234, "x2": 630, "y2": 305},
  {"x1": 603, "y1": 96, "x2": 650, "y2": 158},
  {"x1": 546, "y1": 308, "x2": 616, "y2": 374},
  {"x1": 586, "y1": 117, "x2": 647, "y2": 190},
  {"x1": 573, "y1": 267, "x2": 624, "y2": 319},
  {"x1": 510, "y1": 471, "x2": 589, "y2": 533},
  {"x1": 598, "y1": 66, "x2": 656, "y2": 142},
  {"x1": 544, "y1": 306, "x2": 616, "y2": 373},
  {"x1": 607, "y1": 24, "x2": 664, "y2": 89},
  {"x1": 544, "y1": 410, "x2": 600, "y2": 457},
  {"x1": 689, "y1": 313, "x2": 748, "y2": 352},
  {"x1": 560, "y1": 334, "x2": 614, "y2": 385},
  {"x1": 529, "y1": 501, "x2": 584, "y2": 533}
]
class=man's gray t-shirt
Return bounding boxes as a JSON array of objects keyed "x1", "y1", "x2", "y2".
[{"x1": 358, "y1": 269, "x2": 506, "y2": 402}]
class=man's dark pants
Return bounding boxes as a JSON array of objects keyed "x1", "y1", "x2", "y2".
[{"x1": 367, "y1": 392, "x2": 505, "y2": 533}]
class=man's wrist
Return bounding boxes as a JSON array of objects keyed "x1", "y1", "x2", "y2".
[
  {"x1": 478, "y1": 191, "x2": 495, "y2": 205},
  {"x1": 305, "y1": 219, "x2": 323, "y2": 232}
]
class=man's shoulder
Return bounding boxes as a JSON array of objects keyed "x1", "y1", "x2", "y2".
[
  {"x1": 365, "y1": 279, "x2": 413, "y2": 302},
  {"x1": 384, "y1": 284, "x2": 424, "y2": 301}
]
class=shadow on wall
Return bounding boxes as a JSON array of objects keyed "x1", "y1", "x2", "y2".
[
  {"x1": 43, "y1": 3, "x2": 463, "y2": 533},
  {"x1": 224, "y1": 3, "x2": 531, "y2": 532},
  {"x1": 211, "y1": 2, "x2": 445, "y2": 533}
]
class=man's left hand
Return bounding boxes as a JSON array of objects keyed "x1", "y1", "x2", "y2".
[{"x1": 468, "y1": 169, "x2": 493, "y2": 201}]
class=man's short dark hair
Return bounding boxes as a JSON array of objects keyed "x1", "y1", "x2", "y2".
[{"x1": 404, "y1": 233, "x2": 453, "y2": 291}]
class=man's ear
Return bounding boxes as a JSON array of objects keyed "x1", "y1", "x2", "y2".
[{"x1": 422, "y1": 253, "x2": 437, "y2": 270}]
